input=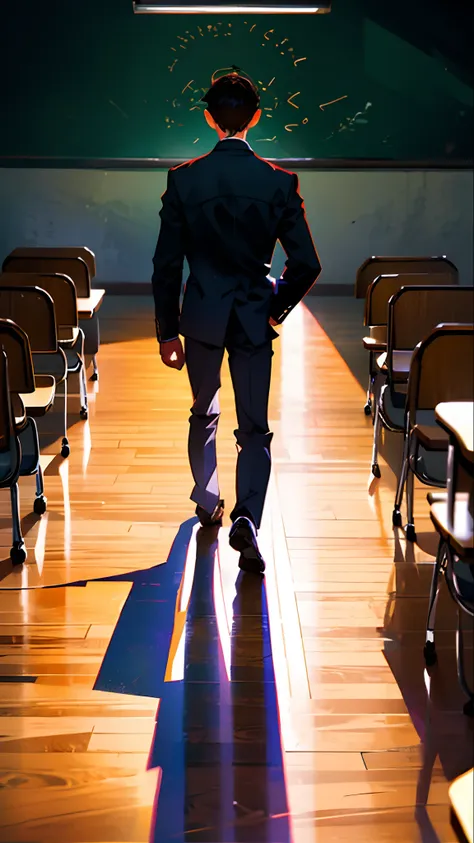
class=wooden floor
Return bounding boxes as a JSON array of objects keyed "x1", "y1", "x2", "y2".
[{"x1": 0, "y1": 297, "x2": 472, "y2": 843}]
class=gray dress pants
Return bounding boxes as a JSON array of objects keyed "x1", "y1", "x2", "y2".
[{"x1": 184, "y1": 309, "x2": 273, "y2": 530}]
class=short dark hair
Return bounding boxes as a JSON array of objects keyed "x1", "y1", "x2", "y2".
[{"x1": 201, "y1": 74, "x2": 260, "y2": 136}]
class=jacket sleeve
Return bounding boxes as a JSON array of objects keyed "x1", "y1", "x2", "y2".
[
  {"x1": 270, "y1": 173, "x2": 321, "y2": 324},
  {"x1": 152, "y1": 168, "x2": 186, "y2": 342}
]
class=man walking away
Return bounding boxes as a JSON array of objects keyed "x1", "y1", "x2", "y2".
[{"x1": 152, "y1": 70, "x2": 321, "y2": 574}]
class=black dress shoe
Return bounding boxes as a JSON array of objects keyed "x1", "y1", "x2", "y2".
[
  {"x1": 229, "y1": 516, "x2": 265, "y2": 575},
  {"x1": 196, "y1": 499, "x2": 224, "y2": 527}
]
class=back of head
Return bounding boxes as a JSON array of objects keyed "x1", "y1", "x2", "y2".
[{"x1": 201, "y1": 73, "x2": 260, "y2": 136}]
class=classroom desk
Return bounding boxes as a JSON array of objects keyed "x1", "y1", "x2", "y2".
[
  {"x1": 449, "y1": 769, "x2": 473, "y2": 843},
  {"x1": 435, "y1": 401, "x2": 474, "y2": 526},
  {"x1": 436, "y1": 402, "x2": 474, "y2": 463},
  {"x1": 437, "y1": 407, "x2": 474, "y2": 840},
  {"x1": 78, "y1": 289, "x2": 105, "y2": 379},
  {"x1": 77, "y1": 288, "x2": 105, "y2": 319}
]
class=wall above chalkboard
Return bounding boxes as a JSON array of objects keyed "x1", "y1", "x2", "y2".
[
  {"x1": 133, "y1": 1, "x2": 331, "y2": 12},
  {"x1": 0, "y1": 0, "x2": 472, "y2": 165}
]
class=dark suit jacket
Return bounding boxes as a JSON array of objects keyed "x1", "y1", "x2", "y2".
[{"x1": 152, "y1": 138, "x2": 321, "y2": 346}]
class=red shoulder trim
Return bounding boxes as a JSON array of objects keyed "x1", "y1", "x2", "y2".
[
  {"x1": 171, "y1": 152, "x2": 212, "y2": 171},
  {"x1": 250, "y1": 152, "x2": 294, "y2": 176}
]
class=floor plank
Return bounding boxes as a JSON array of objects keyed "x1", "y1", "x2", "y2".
[{"x1": 0, "y1": 297, "x2": 471, "y2": 843}]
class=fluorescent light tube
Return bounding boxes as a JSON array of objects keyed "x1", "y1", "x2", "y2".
[{"x1": 133, "y1": 4, "x2": 322, "y2": 12}]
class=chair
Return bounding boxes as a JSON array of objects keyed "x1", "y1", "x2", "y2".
[
  {"x1": 4, "y1": 245, "x2": 96, "y2": 281},
  {"x1": 0, "y1": 318, "x2": 56, "y2": 423},
  {"x1": 3, "y1": 250, "x2": 90, "y2": 297},
  {"x1": 0, "y1": 286, "x2": 71, "y2": 457},
  {"x1": 12, "y1": 246, "x2": 98, "y2": 282},
  {"x1": 362, "y1": 272, "x2": 458, "y2": 416},
  {"x1": 355, "y1": 255, "x2": 458, "y2": 300},
  {"x1": 0, "y1": 350, "x2": 23, "y2": 564},
  {"x1": 385, "y1": 322, "x2": 474, "y2": 541},
  {"x1": 2, "y1": 248, "x2": 103, "y2": 381},
  {"x1": 423, "y1": 402, "x2": 474, "y2": 718},
  {"x1": 371, "y1": 286, "x2": 474, "y2": 482},
  {"x1": 0, "y1": 319, "x2": 54, "y2": 565},
  {"x1": 0, "y1": 272, "x2": 88, "y2": 423}
]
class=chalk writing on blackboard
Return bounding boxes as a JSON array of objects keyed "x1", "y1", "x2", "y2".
[{"x1": 319, "y1": 95, "x2": 348, "y2": 111}]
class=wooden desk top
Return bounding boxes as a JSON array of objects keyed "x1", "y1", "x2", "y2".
[
  {"x1": 449, "y1": 769, "x2": 473, "y2": 843},
  {"x1": 77, "y1": 288, "x2": 105, "y2": 319},
  {"x1": 436, "y1": 402, "x2": 474, "y2": 462}
]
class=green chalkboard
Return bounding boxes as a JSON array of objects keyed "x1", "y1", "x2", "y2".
[{"x1": 1, "y1": 0, "x2": 472, "y2": 162}]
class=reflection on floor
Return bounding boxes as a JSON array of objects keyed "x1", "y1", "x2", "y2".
[{"x1": 0, "y1": 296, "x2": 472, "y2": 842}]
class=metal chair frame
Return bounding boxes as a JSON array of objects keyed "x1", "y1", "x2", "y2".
[
  {"x1": 2, "y1": 249, "x2": 100, "y2": 380},
  {"x1": 386, "y1": 322, "x2": 474, "y2": 541},
  {"x1": 0, "y1": 321, "x2": 49, "y2": 565},
  {"x1": 424, "y1": 436, "x2": 474, "y2": 718},
  {"x1": 370, "y1": 287, "x2": 474, "y2": 485},
  {"x1": 0, "y1": 285, "x2": 72, "y2": 457},
  {"x1": 362, "y1": 271, "x2": 459, "y2": 417},
  {"x1": 0, "y1": 273, "x2": 89, "y2": 432}
]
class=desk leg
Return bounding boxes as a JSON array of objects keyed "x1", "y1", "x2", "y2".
[{"x1": 79, "y1": 313, "x2": 100, "y2": 380}]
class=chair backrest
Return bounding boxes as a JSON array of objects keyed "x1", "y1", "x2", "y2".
[
  {"x1": 355, "y1": 256, "x2": 458, "y2": 299},
  {"x1": 407, "y1": 324, "x2": 474, "y2": 418},
  {"x1": 5, "y1": 246, "x2": 96, "y2": 280},
  {"x1": 2, "y1": 251, "x2": 91, "y2": 297},
  {"x1": 26, "y1": 247, "x2": 95, "y2": 280},
  {"x1": 0, "y1": 287, "x2": 57, "y2": 353},
  {"x1": 0, "y1": 272, "x2": 78, "y2": 330},
  {"x1": 388, "y1": 286, "x2": 474, "y2": 361},
  {"x1": 0, "y1": 318, "x2": 35, "y2": 394},
  {"x1": 0, "y1": 350, "x2": 14, "y2": 453},
  {"x1": 365, "y1": 272, "x2": 457, "y2": 326}
]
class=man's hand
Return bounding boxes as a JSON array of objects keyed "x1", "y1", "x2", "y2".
[{"x1": 160, "y1": 338, "x2": 185, "y2": 370}]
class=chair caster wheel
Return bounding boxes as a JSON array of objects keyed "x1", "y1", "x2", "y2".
[
  {"x1": 90, "y1": 372, "x2": 98, "y2": 382},
  {"x1": 463, "y1": 699, "x2": 474, "y2": 718},
  {"x1": 423, "y1": 641, "x2": 437, "y2": 667},
  {"x1": 372, "y1": 463, "x2": 381, "y2": 479},
  {"x1": 61, "y1": 438, "x2": 70, "y2": 458},
  {"x1": 406, "y1": 524, "x2": 417, "y2": 543},
  {"x1": 364, "y1": 402, "x2": 372, "y2": 416},
  {"x1": 392, "y1": 508, "x2": 402, "y2": 527},
  {"x1": 10, "y1": 541, "x2": 27, "y2": 566},
  {"x1": 33, "y1": 495, "x2": 47, "y2": 516},
  {"x1": 80, "y1": 407, "x2": 88, "y2": 421}
]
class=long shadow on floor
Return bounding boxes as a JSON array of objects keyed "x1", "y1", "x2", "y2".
[
  {"x1": 304, "y1": 297, "x2": 367, "y2": 389},
  {"x1": 305, "y1": 297, "x2": 445, "y2": 493},
  {"x1": 305, "y1": 300, "x2": 473, "y2": 840},
  {"x1": 94, "y1": 522, "x2": 290, "y2": 843},
  {"x1": 99, "y1": 295, "x2": 156, "y2": 344}
]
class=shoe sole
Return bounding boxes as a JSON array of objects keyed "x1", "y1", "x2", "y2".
[{"x1": 229, "y1": 526, "x2": 265, "y2": 574}]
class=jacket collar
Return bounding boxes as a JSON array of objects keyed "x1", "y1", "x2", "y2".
[{"x1": 212, "y1": 138, "x2": 254, "y2": 155}]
